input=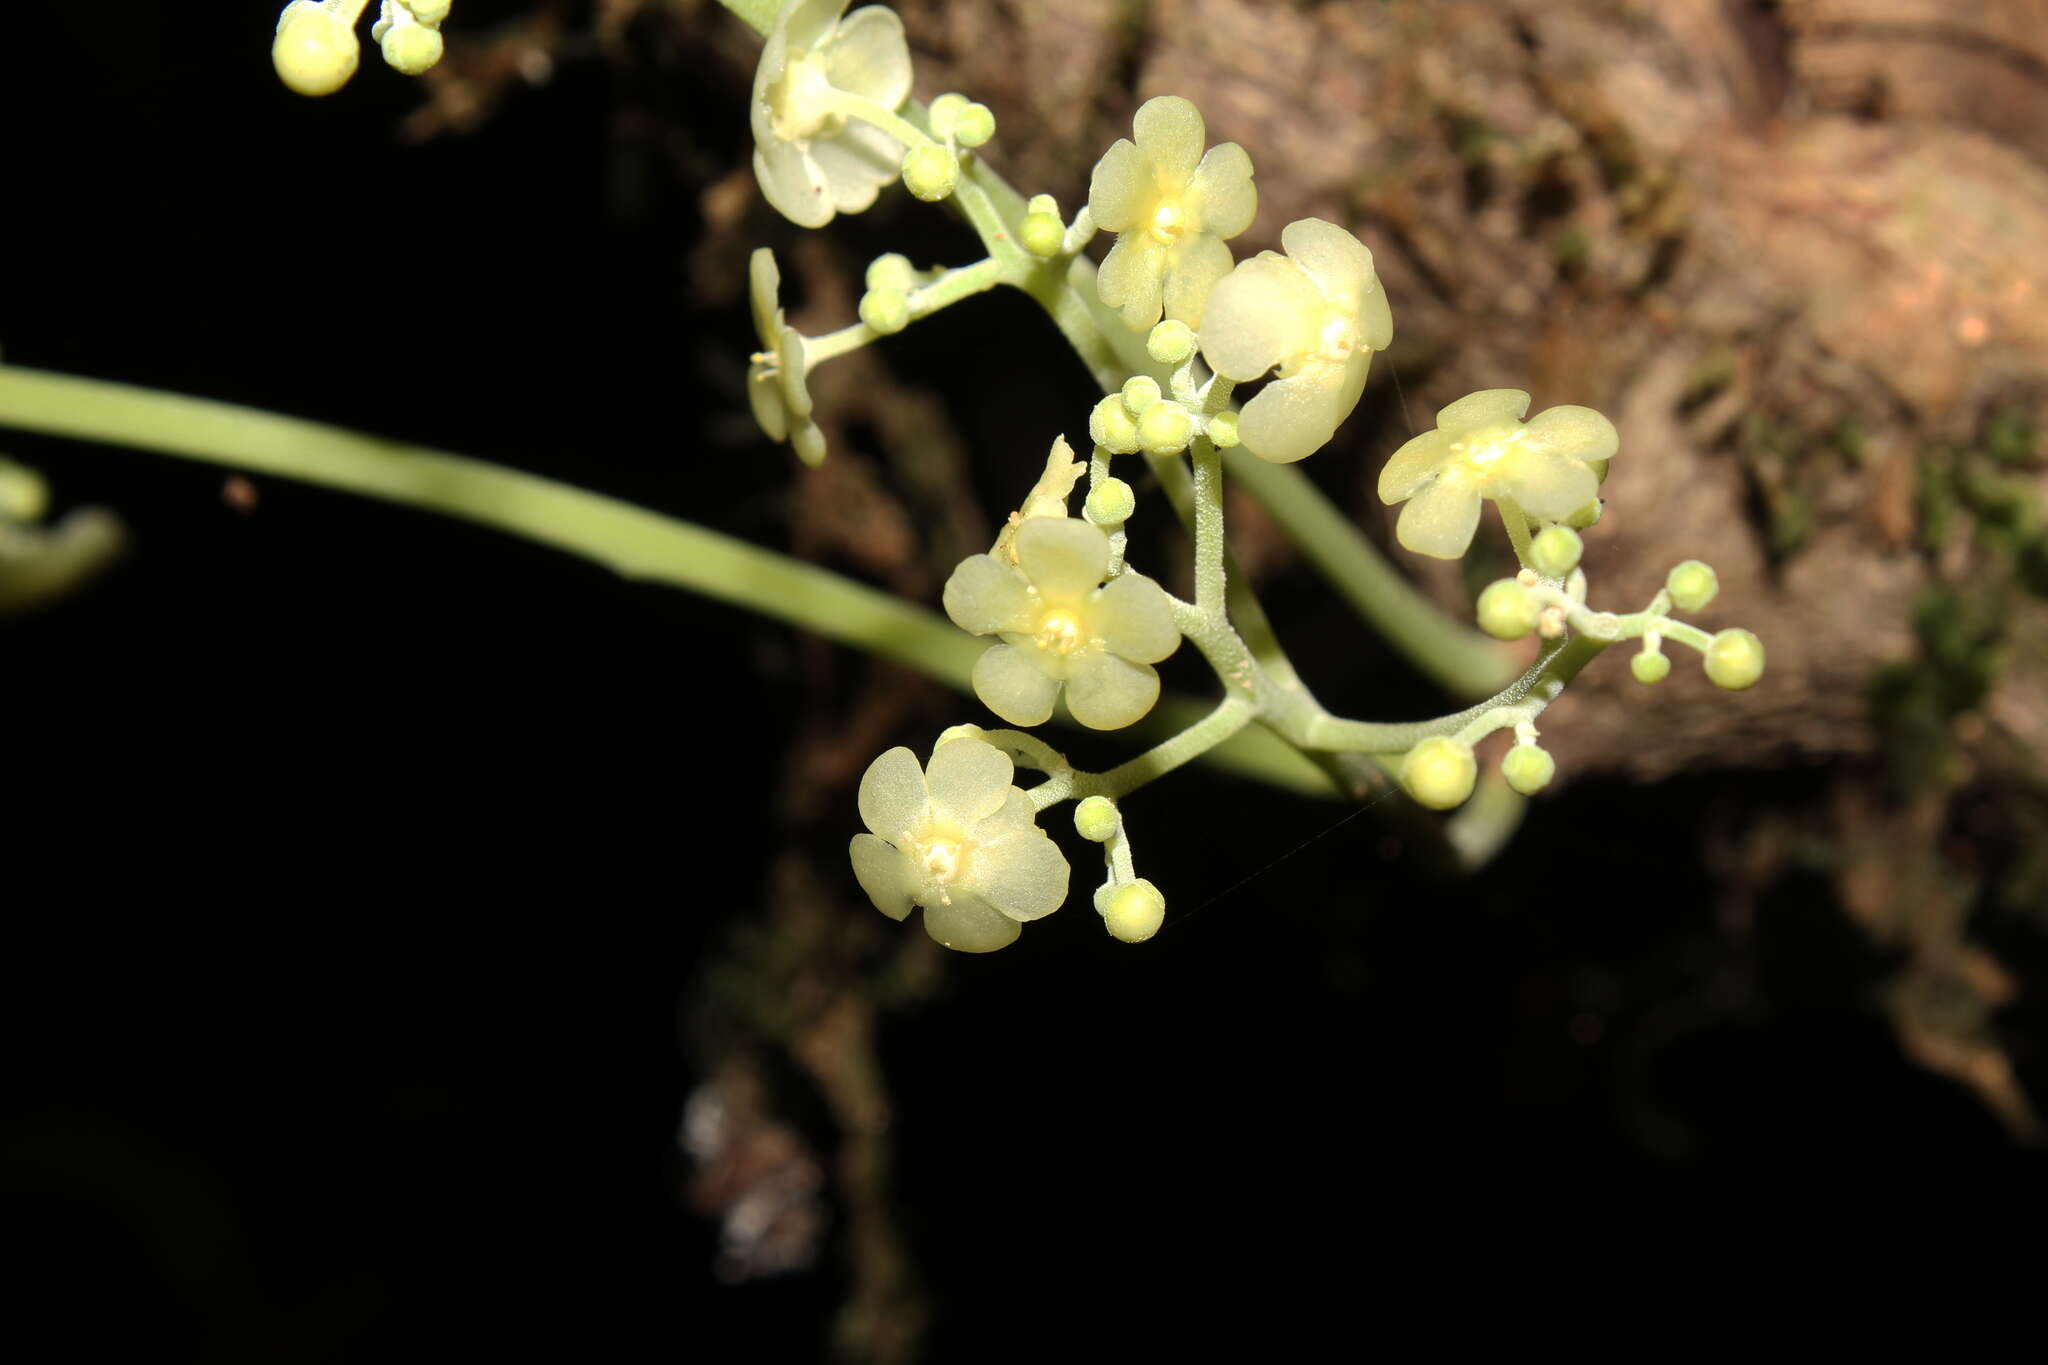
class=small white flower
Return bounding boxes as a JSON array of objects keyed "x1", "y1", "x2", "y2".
[
  {"x1": 1088, "y1": 96, "x2": 1257, "y2": 332},
  {"x1": 746, "y1": 248, "x2": 826, "y2": 467},
  {"x1": 1376, "y1": 389, "x2": 1618, "y2": 559},
  {"x1": 751, "y1": 0, "x2": 913, "y2": 229},
  {"x1": 850, "y1": 739, "x2": 1070, "y2": 952},
  {"x1": 1200, "y1": 218, "x2": 1394, "y2": 464}
]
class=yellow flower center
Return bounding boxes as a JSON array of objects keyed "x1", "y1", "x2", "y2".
[
  {"x1": 1034, "y1": 607, "x2": 1087, "y2": 656},
  {"x1": 768, "y1": 57, "x2": 842, "y2": 142},
  {"x1": 912, "y1": 826, "x2": 971, "y2": 903},
  {"x1": 1450, "y1": 424, "x2": 1526, "y2": 483},
  {"x1": 1148, "y1": 199, "x2": 1190, "y2": 242}
]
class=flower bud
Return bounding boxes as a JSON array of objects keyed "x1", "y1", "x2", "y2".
[
  {"x1": 1501, "y1": 743, "x2": 1556, "y2": 795},
  {"x1": 1089, "y1": 395, "x2": 1141, "y2": 454},
  {"x1": 1565, "y1": 499, "x2": 1604, "y2": 530},
  {"x1": 380, "y1": 20, "x2": 444, "y2": 74},
  {"x1": 1703, "y1": 628, "x2": 1765, "y2": 690},
  {"x1": 1096, "y1": 879, "x2": 1166, "y2": 943},
  {"x1": 1073, "y1": 795, "x2": 1120, "y2": 843},
  {"x1": 1146, "y1": 320, "x2": 1196, "y2": 366},
  {"x1": 1137, "y1": 402, "x2": 1193, "y2": 457},
  {"x1": 901, "y1": 145, "x2": 959, "y2": 202},
  {"x1": 1021, "y1": 211, "x2": 1065, "y2": 258},
  {"x1": 274, "y1": 1, "x2": 361, "y2": 97},
  {"x1": 859, "y1": 287, "x2": 910, "y2": 335},
  {"x1": 926, "y1": 93, "x2": 968, "y2": 140},
  {"x1": 1084, "y1": 478, "x2": 1136, "y2": 527},
  {"x1": 406, "y1": 0, "x2": 452, "y2": 22},
  {"x1": 1400, "y1": 736, "x2": 1477, "y2": 810},
  {"x1": 952, "y1": 102, "x2": 996, "y2": 148},
  {"x1": 1205, "y1": 412, "x2": 1240, "y2": 448},
  {"x1": 0, "y1": 460, "x2": 50, "y2": 523},
  {"x1": 1630, "y1": 650, "x2": 1671, "y2": 685},
  {"x1": 865, "y1": 253, "x2": 918, "y2": 294},
  {"x1": 1120, "y1": 375, "x2": 1162, "y2": 414},
  {"x1": 1666, "y1": 560, "x2": 1719, "y2": 612},
  {"x1": 1475, "y1": 579, "x2": 1539, "y2": 640},
  {"x1": 1529, "y1": 525, "x2": 1583, "y2": 578}
]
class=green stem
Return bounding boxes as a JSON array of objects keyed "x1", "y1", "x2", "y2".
[
  {"x1": 1496, "y1": 496, "x2": 1535, "y2": 570},
  {"x1": 1072, "y1": 695, "x2": 1257, "y2": 801},
  {"x1": 1191, "y1": 439, "x2": 1225, "y2": 618}
]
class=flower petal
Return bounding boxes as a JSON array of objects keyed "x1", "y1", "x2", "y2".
[
  {"x1": 1435, "y1": 388, "x2": 1529, "y2": 435},
  {"x1": 943, "y1": 553, "x2": 1036, "y2": 636},
  {"x1": 1281, "y1": 218, "x2": 1374, "y2": 304},
  {"x1": 857, "y1": 745, "x2": 928, "y2": 838},
  {"x1": 972, "y1": 643, "x2": 1060, "y2": 726},
  {"x1": 748, "y1": 248, "x2": 782, "y2": 350},
  {"x1": 823, "y1": 5, "x2": 911, "y2": 108},
  {"x1": 1163, "y1": 231, "x2": 1233, "y2": 329},
  {"x1": 978, "y1": 787, "x2": 1037, "y2": 838},
  {"x1": 783, "y1": 0, "x2": 848, "y2": 53},
  {"x1": 849, "y1": 833, "x2": 915, "y2": 920},
  {"x1": 1357, "y1": 273, "x2": 1394, "y2": 352},
  {"x1": 1199, "y1": 254, "x2": 1323, "y2": 382},
  {"x1": 1188, "y1": 142, "x2": 1256, "y2": 239},
  {"x1": 922, "y1": 892, "x2": 1022, "y2": 953},
  {"x1": 1395, "y1": 474, "x2": 1483, "y2": 559},
  {"x1": 810, "y1": 121, "x2": 902, "y2": 213},
  {"x1": 1087, "y1": 138, "x2": 1151, "y2": 232},
  {"x1": 747, "y1": 362, "x2": 789, "y2": 442},
  {"x1": 1015, "y1": 516, "x2": 1111, "y2": 602},
  {"x1": 1500, "y1": 448, "x2": 1599, "y2": 522},
  {"x1": 1523, "y1": 404, "x2": 1619, "y2": 464},
  {"x1": 971, "y1": 830, "x2": 1069, "y2": 922},
  {"x1": 1132, "y1": 95, "x2": 1204, "y2": 188},
  {"x1": 1376, "y1": 429, "x2": 1453, "y2": 503},
  {"x1": 1091, "y1": 572, "x2": 1179, "y2": 664},
  {"x1": 1063, "y1": 652, "x2": 1160, "y2": 730},
  {"x1": 752, "y1": 141, "x2": 833, "y2": 229},
  {"x1": 1237, "y1": 370, "x2": 1349, "y2": 464},
  {"x1": 1097, "y1": 233, "x2": 1167, "y2": 331},
  {"x1": 926, "y1": 738, "x2": 1013, "y2": 824}
]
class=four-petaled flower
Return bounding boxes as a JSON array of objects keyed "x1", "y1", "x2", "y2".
[
  {"x1": 746, "y1": 248, "x2": 826, "y2": 467},
  {"x1": 1199, "y1": 218, "x2": 1393, "y2": 464},
  {"x1": 1376, "y1": 389, "x2": 1619, "y2": 559},
  {"x1": 944, "y1": 517, "x2": 1179, "y2": 731},
  {"x1": 850, "y1": 738, "x2": 1070, "y2": 952},
  {"x1": 1088, "y1": 96, "x2": 1257, "y2": 332},
  {"x1": 751, "y1": 0, "x2": 912, "y2": 229}
]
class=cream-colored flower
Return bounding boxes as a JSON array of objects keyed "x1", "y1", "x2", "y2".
[
  {"x1": 751, "y1": 0, "x2": 912, "y2": 229},
  {"x1": 1200, "y1": 218, "x2": 1393, "y2": 464},
  {"x1": 1088, "y1": 96, "x2": 1256, "y2": 332},
  {"x1": 943, "y1": 517, "x2": 1179, "y2": 731},
  {"x1": 850, "y1": 738, "x2": 1070, "y2": 952},
  {"x1": 745, "y1": 248, "x2": 826, "y2": 467},
  {"x1": 1376, "y1": 389, "x2": 1619, "y2": 559}
]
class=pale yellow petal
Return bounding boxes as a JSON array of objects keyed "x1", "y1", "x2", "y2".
[
  {"x1": 1435, "y1": 388, "x2": 1529, "y2": 434},
  {"x1": 1096, "y1": 234, "x2": 1166, "y2": 331},
  {"x1": 922, "y1": 893, "x2": 1022, "y2": 953},
  {"x1": 977, "y1": 787, "x2": 1037, "y2": 838},
  {"x1": 857, "y1": 745, "x2": 928, "y2": 838},
  {"x1": 1199, "y1": 254, "x2": 1322, "y2": 382},
  {"x1": 1237, "y1": 370, "x2": 1348, "y2": 464},
  {"x1": 810, "y1": 121, "x2": 901, "y2": 213},
  {"x1": 1091, "y1": 572, "x2": 1179, "y2": 664},
  {"x1": 1132, "y1": 95, "x2": 1204, "y2": 188},
  {"x1": 849, "y1": 833, "x2": 915, "y2": 920},
  {"x1": 972, "y1": 642, "x2": 1060, "y2": 726},
  {"x1": 1281, "y1": 217, "x2": 1373, "y2": 303},
  {"x1": 1064, "y1": 652, "x2": 1160, "y2": 730},
  {"x1": 970, "y1": 830, "x2": 1069, "y2": 922},
  {"x1": 1523, "y1": 404, "x2": 1619, "y2": 464},
  {"x1": 1015, "y1": 516, "x2": 1111, "y2": 602},
  {"x1": 1500, "y1": 448, "x2": 1599, "y2": 522},
  {"x1": 1163, "y1": 232, "x2": 1233, "y2": 329},
  {"x1": 823, "y1": 6, "x2": 910, "y2": 108},
  {"x1": 753, "y1": 141, "x2": 834, "y2": 229},
  {"x1": 926, "y1": 738, "x2": 1014, "y2": 824},
  {"x1": 783, "y1": 0, "x2": 847, "y2": 53},
  {"x1": 1087, "y1": 138, "x2": 1151, "y2": 231},
  {"x1": 747, "y1": 363, "x2": 789, "y2": 442},
  {"x1": 1377, "y1": 429, "x2": 1453, "y2": 503},
  {"x1": 747, "y1": 248, "x2": 781, "y2": 350},
  {"x1": 1187, "y1": 142, "x2": 1255, "y2": 239},
  {"x1": 1395, "y1": 474, "x2": 1483, "y2": 559},
  {"x1": 1357, "y1": 274, "x2": 1394, "y2": 351},
  {"x1": 943, "y1": 553, "x2": 1035, "y2": 636}
]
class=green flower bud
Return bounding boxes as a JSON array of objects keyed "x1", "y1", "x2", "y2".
[
  {"x1": 1703, "y1": 628, "x2": 1765, "y2": 691},
  {"x1": 0, "y1": 459, "x2": 50, "y2": 523},
  {"x1": 1073, "y1": 795, "x2": 1120, "y2": 843},
  {"x1": 405, "y1": 0, "x2": 453, "y2": 22},
  {"x1": 926, "y1": 93, "x2": 968, "y2": 140},
  {"x1": 1666, "y1": 560, "x2": 1719, "y2": 612},
  {"x1": 1146, "y1": 320, "x2": 1196, "y2": 366},
  {"x1": 1095, "y1": 878, "x2": 1166, "y2": 943},
  {"x1": 1501, "y1": 743, "x2": 1556, "y2": 795},
  {"x1": 952, "y1": 102, "x2": 996, "y2": 148},
  {"x1": 381, "y1": 20, "x2": 444, "y2": 75},
  {"x1": 1565, "y1": 499, "x2": 1604, "y2": 530},
  {"x1": 1475, "y1": 579, "x2": 1540, "y2": 640},
  {"x1": 1090, "y1": 395, "x2": 1141, "y2": 454},
  {"x1": 859, "y1": 287, "x2": 910, "y2": 335},
  {"x1": 1084, "y1": 478, "x2": 1136, "y2": 527},
  {"x1": 1206, "y1": 412, "x2": 1240, "y2": 448},
  {"x1": 1400, "y1": 736, "x2": 1477, "y2": 811},
  {"x1": 273, "y1": 1, "x2": 361, "y2": 97},
  {"x1": 865, "y1": 253, "x2": 918, "y2": 294},
  {"x1": 1630, "y1": 650, "x2": 1671, "y2": 685},
  {"x1": 1528, "y1": 525, "x2": 1583, "y2": 578},
  {"x1": 1137, "y1": 402, "x2": 1193, "y2": 457},
  {"x1": 901, "y1": 145, "x2": 959, "y2": 202},
  {"x1": 1120, "y1": 375, "x2": 1162, "y2": 414},
  {"x1": 1021, "y1": 212, "x2": 1065, "y2": 258}
]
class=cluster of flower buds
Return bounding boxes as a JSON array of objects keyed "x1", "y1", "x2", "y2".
[{"x1": 273, "y1": 0, "x2": 449, "y2": 97}]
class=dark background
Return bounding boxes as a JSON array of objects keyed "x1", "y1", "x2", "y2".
[{"x1": 3, "y1": 2, "x2": 2042, "y2": 1359}]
